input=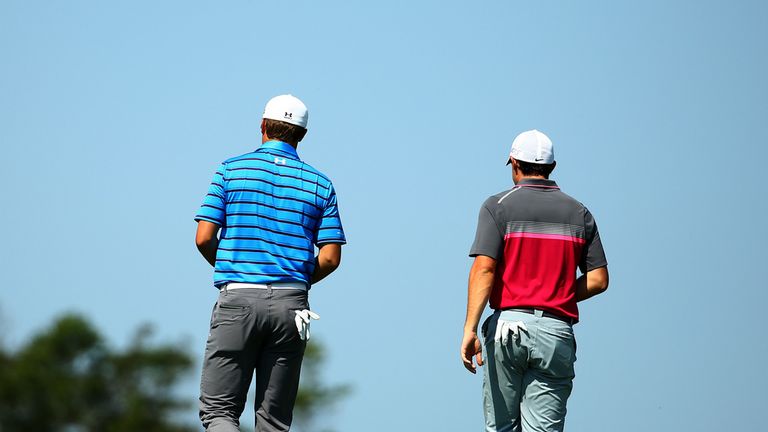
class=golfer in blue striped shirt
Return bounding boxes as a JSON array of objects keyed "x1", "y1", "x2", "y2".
[{"x1": 195, "y1": 95, "x2": 345, "y2": 432}]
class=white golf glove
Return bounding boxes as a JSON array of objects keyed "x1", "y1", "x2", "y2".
[
  {"x1": 494, "y1": 320, "x2": 528, "y2": 344},
  {"x1": 294, "y1": 309, "x2": 320, "y2": 341}
]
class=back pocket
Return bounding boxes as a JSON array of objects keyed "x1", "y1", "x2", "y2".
[
  {"x1": 210, "y1": 302, "x2": 252, "y2": 351},
  {"x1": 213, "y1": 302, "x2": 251, "y2": 326}
]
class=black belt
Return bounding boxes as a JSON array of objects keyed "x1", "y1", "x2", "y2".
[{"x1": 501, "y1": 308, "x2": 576, "y2": 325}]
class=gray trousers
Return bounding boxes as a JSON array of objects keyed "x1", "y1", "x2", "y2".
[
  {"x1": 199, "y1": 287, "x2": 308, "y2": 432},
  {"x1": 482, "y1": 310, "x2": 577, "y2": 432}
]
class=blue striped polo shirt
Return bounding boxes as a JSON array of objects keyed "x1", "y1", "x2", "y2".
[{"x1": 195, "y1": 140, "x2": 346, "y2": 288}]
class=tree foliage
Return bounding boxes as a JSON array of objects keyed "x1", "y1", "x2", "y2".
[
  {"x1": 0, "y1": 313, "x2": 350, "y2": 432},
  {"x1": 0, "y1": 314, "x2": 194, "y2": 432}
]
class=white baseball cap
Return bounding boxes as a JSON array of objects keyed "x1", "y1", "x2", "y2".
[
  {"x1": 262, "y1": 94, "x2": 309, "y2": 128},
  {"x1": 507, "y1": 129, "x2": 555, "y2": 165}
]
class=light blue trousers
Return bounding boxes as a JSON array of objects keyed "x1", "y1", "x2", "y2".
[{"x1": 482, "y1": 310, "x2": 577, "y2": 432}]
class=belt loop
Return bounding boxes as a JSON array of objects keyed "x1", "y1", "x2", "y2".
[
  {"x1": 222, "y1": 284, "x2": 228, "y2": 296},
  {"x1": 267, "y1": 283, "x2": 272, "y2": 295},
  {"x1": 533, "y1": 309, "x2": 544, "y2": 318}
]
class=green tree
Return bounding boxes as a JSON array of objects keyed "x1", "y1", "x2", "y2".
[
  {"x1": 0, "y1": 313, "x2": 194, "y2": 432},
  {"x1": 0, "y1": 313, "x2": 350, "y2": 432}
]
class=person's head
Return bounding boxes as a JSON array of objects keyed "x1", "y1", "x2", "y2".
[
  {"x1": 261, "y1": 94, "x2": 308, "y2": 146},
  {"x1": 506, "y1": 129, "x2": 556, "y2": 183}
]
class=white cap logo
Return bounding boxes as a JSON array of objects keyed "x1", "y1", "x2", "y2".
[
  {"x1": 509, "y1": 129, "x2": 555, "y2": 165},
  {"x1": 263, "y1": 94, "x2": 309, "y2": 128}
]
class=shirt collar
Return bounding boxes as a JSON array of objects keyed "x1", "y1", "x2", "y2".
[
  {"x1": 516, "y1": 178, "x2": 559, "y2": 189},
  {"x1": 258, "y1": 140, "x2": 300, "y2": 160}
]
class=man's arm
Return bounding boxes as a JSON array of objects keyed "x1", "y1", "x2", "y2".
[
  {"x1": 195, "y1": 221, "x2": 220, "y2": 267},
  {"x1": 574, "y1": 266, "x2": 609, "y2": 302},
  {"x1": 311, "y1": 243, "x2": 342, "y2": 284},
  {"x1": 461, "y1": 255, "x2": 496, "y2": 374}
]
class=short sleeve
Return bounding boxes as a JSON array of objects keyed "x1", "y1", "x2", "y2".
[
  {"x1": 315, "y1": 184, "x2": 346, "y2": 245},
  {"x1": 579, "y1": 208, "x2": 608, "y2": 273},
  {"x1": 469, "y1": 200, "x2": 503, "y2": 260},
  {"x1": 194, "y1": 164, "x2": 226, "y2": 226}
]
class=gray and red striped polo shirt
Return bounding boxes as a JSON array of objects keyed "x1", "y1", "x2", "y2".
[{"x1": 469, "y1": 178, "x2": 607, "y2": 322}]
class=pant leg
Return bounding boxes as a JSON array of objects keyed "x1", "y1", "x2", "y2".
[
  {"x1": 520, "y1": 318, "x2": 576, "y2": 432},
  {"x1": 483, "y1": 312, "x2": 529, "y2": 432},
  {"x1": 253, "y1": 290, "x2": 308, "y2": 432},
  {"x1": 200, "y1": 290, "x2": 264, "y2": 432}
]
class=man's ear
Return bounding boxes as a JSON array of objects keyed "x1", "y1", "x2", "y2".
[
  {"x1": 260, "y1": 119, "x2": 267, "y2": 137},
  {"x1": 296, "y1": 128, "x2": 308, "y2": 143}
]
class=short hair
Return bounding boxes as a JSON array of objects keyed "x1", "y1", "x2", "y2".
[
  {"x1": 516, "y1": 159, "x2": 555, "y2": 178},
  {"x1": 263, "y1": 118, "x2": 307, "y2": 144}
]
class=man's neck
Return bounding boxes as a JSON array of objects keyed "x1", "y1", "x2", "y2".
[
  {"x1": 261, "y1": 135, "x2": 299, "y2": 149},
  {"x1": 514, "y1": 175, "x2": 548, "y2": 185}
]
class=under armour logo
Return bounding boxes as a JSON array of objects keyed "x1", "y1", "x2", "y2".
[
  {"x1": 274, "y1": 157, "x2": 287, "y2": 165},
  {"x1": 284, "y1": 112, "x2": 293, "y2": 119}
]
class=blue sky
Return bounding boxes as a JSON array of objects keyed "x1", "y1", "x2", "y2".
[{"x1": 2, "y1": 1, "x2": 767, "y2": 430}]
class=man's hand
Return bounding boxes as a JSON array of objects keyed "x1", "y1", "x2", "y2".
[
  {"x1": 461, "y1": 330, "x2": 484, "y2": 374},
  {"x1": 461, "y1": 255, "x2": 495, "y2": 374}
]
